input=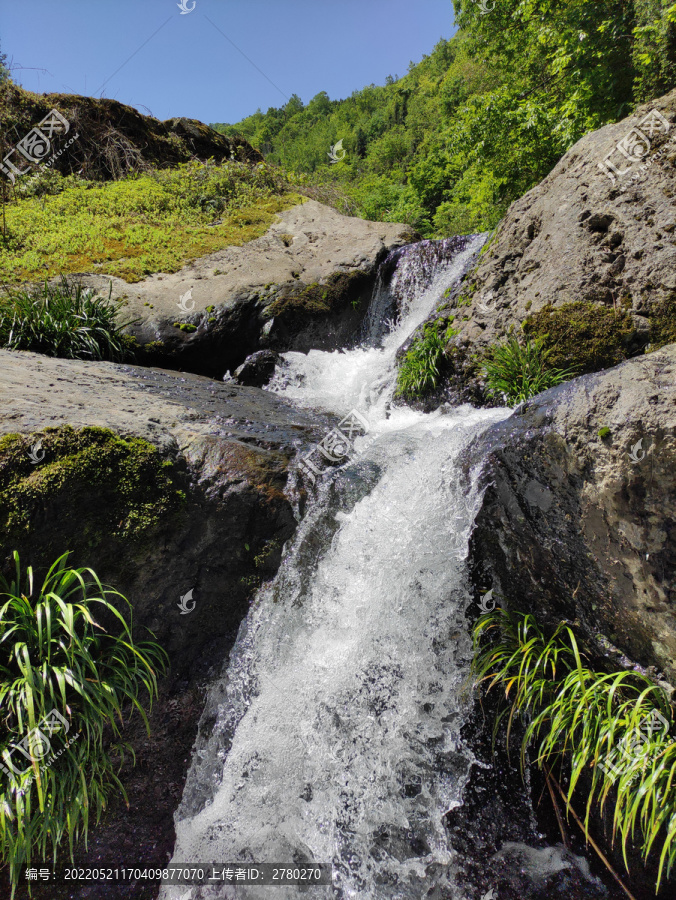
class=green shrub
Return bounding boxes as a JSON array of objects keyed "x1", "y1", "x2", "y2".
[
  {"x1": 473, "y1": 608, "x2": 676, "y2": 890},
  {"x1": 0, "y1": 552, "x2": 167, "y2": 893},
  {"x1": 480, "y1": 336, "x2": 574, "y2": 404},
  {"x1": 598, "y1": 426, "x2": 611, "y2": 439},
  {"x1": 0, "y1": 278, "x2": 130, "y2": 361},
  {"x1": 396, "y1": 322, "x2": 457, "y2": 397}
]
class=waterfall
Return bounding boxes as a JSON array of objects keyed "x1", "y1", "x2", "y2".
[{"x1": 160, "y1": 235, "x2": 512, "y2": 900}]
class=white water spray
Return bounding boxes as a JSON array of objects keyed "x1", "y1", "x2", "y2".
[{"x1": 161, "y1": 236, "x2": 511, "y2": 900}]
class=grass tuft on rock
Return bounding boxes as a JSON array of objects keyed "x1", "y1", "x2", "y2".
[
  {"x1": 396, "y1": 321, "x2": 458, "y2": 398},
  {"x1": 0, "y1": 277, "x2": 130, "y2": 361},
  {"x1": 480, "y1": 336, "x2": 574, "y2": 404},
  {"x1": 0, "y1": 551, "x2": 167, "y2": 895},
  {"x1": 473, "y1": 608, "x2": 676, "y2": 891}
]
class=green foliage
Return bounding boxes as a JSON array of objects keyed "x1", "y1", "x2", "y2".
[
  {"x1": 213, "y1": 3, "x2": 675, "y2": 237},
  {"x1": 598, "y1": 426, "x2": 611, "y2": 439},
  {"x1": 473, "y1": 608, "x2": 676, "y2": 889},
  {"x1": 0, "y1": 552, "x2": 167, "y2": 893},
  {"x1": 0, "y1": 41, "x2": 10, "y2": 85},
  {"x1": 480, "y1": 337, "x2": 575, "y2": 404},
  {"x1": 396, "y1": 322, "x2": 457, "y2": 397},
  {"x1": 523, "y1": 301, "x2": 637, "y2": 374},
  {"x1": 0, "y1": 161, "x2": 300, "y2": 285},
  {"x1": 0, "y1": 278, "x2": 129, "y2": 361}
]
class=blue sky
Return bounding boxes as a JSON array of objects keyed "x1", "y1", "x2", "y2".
[{"x1": 2, "y1": 0, "x2": 456, "y2": 125}]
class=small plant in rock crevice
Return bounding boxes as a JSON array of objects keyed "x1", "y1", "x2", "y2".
[{"x1": 473, "y1": 608, "x2": 676, "y2": 890}]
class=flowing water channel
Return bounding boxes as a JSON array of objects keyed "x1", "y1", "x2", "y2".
[{"x1": 160, "y1": 235, "x2": 514, "y2": 900}]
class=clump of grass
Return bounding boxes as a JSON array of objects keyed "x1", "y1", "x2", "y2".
[
  {"x1": 473, "y1": 608, "x2": 676, "y2": 889},
  {"x1": 480, "y1": 336, "x2": 575, "y2": 404},
  {"x1": 0, "y1": 277, "x2": 130, "y2": 361},
  {"x1": 396, "y1": 322, "x2": 457, "y2": 398},
  {"x1": 0, "y1": 552, "x2": 167, "y2": 894}
]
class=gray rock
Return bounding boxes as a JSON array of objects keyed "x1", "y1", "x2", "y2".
[
  {"x1": 233, "y1": 349, "x2": 280, "y2": 387},
  {"x1": 435, "y1": 89, "x2": 676, "y2": 398},
  {"x1": 70, "y1": 200, "x2": 416, "y2": 378},
  {"x1": 0, "y1": 349, "x2": 330, "y2": 676},
  {"x1": 471, "y1": 344, "x2": 676, "y2": 683}
]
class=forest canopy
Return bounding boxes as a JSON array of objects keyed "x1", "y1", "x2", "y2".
[{"x1": 212, "y1": 0, "x2": 676, "y2": 237}]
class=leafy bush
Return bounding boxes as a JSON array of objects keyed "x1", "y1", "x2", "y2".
[
  {"x1": 396, "y1": 322, "x2": 456, "y2": 397},
  {"x1": 480, "y1": 336, "x2": 574, "y2": 404},
  {"x1": 0, "y1": 552, "x2": 167, "y2": 893},
  {"x1": 473, "y1": 608, "x2": 676, "y2": 889},
  {"x1": 0, "y1": 278, "x2": 130, "y2": 361}
]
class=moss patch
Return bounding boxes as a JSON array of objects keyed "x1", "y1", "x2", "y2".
[
  {"x1": 0, "y1": 426, "x2": 187, "y2": 562},
  {"x1": 650, "y1": 296, "x2": 676, "y2": 349},
  {"x1": 265, "y1": 270, "x2": 370, "y2": 319},
  {"x1": 522, "y1": 301, "x2": 636, "y2": 374}
]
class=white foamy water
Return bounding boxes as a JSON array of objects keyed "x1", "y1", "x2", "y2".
[{"x1": 161, "y1": 236, "x2": 511, "y2": 900}]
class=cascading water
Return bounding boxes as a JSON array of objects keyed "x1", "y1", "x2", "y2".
[{"x1": 160, "y1": 235, "x2": 513, "y2": 900}]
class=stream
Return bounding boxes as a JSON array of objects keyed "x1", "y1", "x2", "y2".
[{"x1": 159, "y1": 236, "x2": 527, "y2": 899}]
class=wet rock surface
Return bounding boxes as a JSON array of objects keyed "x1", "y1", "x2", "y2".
[
  {"x1": 0, "y1": 349, "x2": 332, "y2": 900},
  {"x1": 234, "y1": 349, "x2": 280, "y2": 387},
  {"x1": 470, "y1": 345, "x2": 676, "y2": 685}
]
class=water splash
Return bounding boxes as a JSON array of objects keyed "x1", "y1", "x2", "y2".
[{"x1": 161, "y1": 236, "x2": 510, "y2": 900}]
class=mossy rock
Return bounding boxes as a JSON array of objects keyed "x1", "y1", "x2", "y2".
[
  {"x1": 264, "y1": 270, "x2": 370, "y2": 320},
  {"x1": 650, "y1": 295, "x2": 676, "y2": 350},
  {"x1": 0, "y1": 426, "x2": 187, "y2": 569},
  {"x1": 522, "y1": 301, "x2": 637, "y2": 374}
]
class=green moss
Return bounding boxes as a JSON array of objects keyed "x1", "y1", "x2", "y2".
[
  {"x1": 180, "y1": 324, "x2": 197, "y2": 333},
  {"x1": 205, "y1": 305, "x2": 215, "y2": 313},
  {"x1": 265, "y1": 270, "x2": 369, "y2": 319},
  {"x1": 0, "y1": 426, "x2": 186, "y2": 555},
  {"x1": 522, "y1": 301, "x2": 636, "y2": 374},
  {"x1": 598, "y1": 426, "x2": 611, "y2": 439},
  {"x1": 650, "y1": 296, "x2": 676, "y2": 349}
]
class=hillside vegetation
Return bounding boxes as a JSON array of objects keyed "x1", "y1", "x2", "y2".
[{"x1": 213, "y1": 0, "x2": 676, "y2": 236}]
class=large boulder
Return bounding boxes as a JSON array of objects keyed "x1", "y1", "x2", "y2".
[
  {"x1": 470, "y1": 344, "x2": 676, "y2": 685},
  {"x1": 0, "y1": 349, "x2": 330, "y2": 674},
  {"x1": 74, "y1": 200, "x2": 416, "y2": 378},
  {"x1": 426, "y1": 89, "x2": 676, "y2": 401}
]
